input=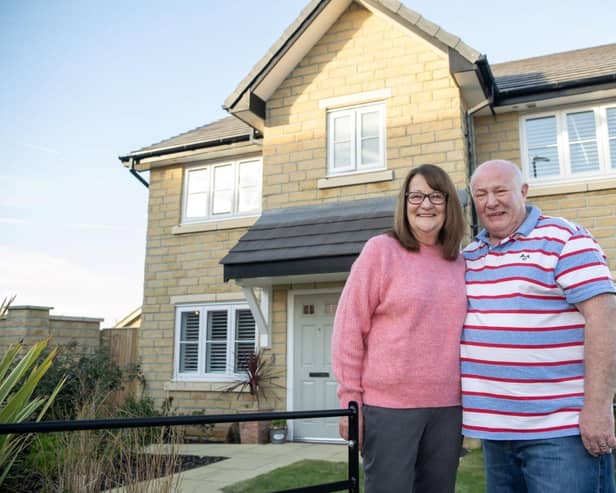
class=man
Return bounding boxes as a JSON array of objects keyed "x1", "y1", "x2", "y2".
[{"x1": 461, "y1": 159, "x2": 616, "y2": 493}]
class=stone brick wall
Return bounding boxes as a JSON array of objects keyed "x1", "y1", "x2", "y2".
[
  {"x1": 0, "y1": 305, "x2": 102, "y2": 356},
  {"x1": 473, "y1": 112, "x2": 616, "y2": 273},
  {"x1": 137, "y1": 2, "x2": 472, "y2": 418},
  {"x1": 263, "y1": 2, "x2": 468, "y2": 209}
]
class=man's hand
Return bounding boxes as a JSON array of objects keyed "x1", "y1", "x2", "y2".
[
  {"x1": 576, "y1": 294, "x2": 616, "y2": 456},
  {"x1": 579, "y1": 402, "x2": 616, "y2": 456}
]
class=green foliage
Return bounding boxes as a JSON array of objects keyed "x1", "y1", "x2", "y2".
[
  {"x1": 223, "y1": 350, "x2": 284, "y2": 408},
  {"x1": 35, "y1": 341, "x2": 123, "y2": 419},
  {"x1": 0, "y1": 338, "x2": 64, "y2": 486},
  {"x1": 270, "y1": 419, "x2": 287, "y2": 429}
]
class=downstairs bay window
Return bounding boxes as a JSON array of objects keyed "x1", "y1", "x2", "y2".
[
  {"x1": 174, "y1": 303, "x2": 256, "y2": 381},
  {"x1": 521, "y1": 104, "x2": 616, "y2": 184}
]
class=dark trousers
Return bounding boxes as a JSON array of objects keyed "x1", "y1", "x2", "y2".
[{"x1": 362, "y1": 405, "x2": 462, "y2": 493}]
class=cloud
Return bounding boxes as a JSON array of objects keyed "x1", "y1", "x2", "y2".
[{"x1": 0, "y1": 245, "x2": 142, "y2": 328}]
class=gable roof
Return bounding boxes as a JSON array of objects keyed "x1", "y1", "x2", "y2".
[
  {"x1": 223, "y1": 0, "x2": 484, "y2": 130},
  {"x1": 490, "y1": 43, "x2": 616, "y2": 106},
  {"x1": 118, "y1": 116, "x2": 254, "y2": 162}
]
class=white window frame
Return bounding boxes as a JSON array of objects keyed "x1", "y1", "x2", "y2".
[
  {"x1": 182, "y1": 158, "x2": 262, "y2": 224},
  {"x1": 173, "y1": 302, "x2": 257, "y2": 382},
  {"x1": 326, "y1": 102, "x2": 386, "y2": 176},
  {"x1": 520, "y1": 103, "x2": 616, "y2": 185}
]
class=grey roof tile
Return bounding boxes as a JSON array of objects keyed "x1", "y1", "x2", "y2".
[
  {"x1": 492, "y1": 43, "x2": 616, "y2": 94},
  {"x1": 220, "y1": 196, "x2": 396, "y2": 266},
  {"x1": 124, "y1": 116, "x2": 253, "y2": 156}
]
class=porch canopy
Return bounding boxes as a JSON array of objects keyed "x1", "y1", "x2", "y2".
[{"x1": 221, "y1": 196, "x2": 396, "y2": 285}]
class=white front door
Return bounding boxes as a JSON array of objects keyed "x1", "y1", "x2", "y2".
[{"x1": 292, "y1": 292, "x2": 341, "y2": 441}]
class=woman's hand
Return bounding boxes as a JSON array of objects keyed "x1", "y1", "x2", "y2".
[{"x1": 339, "y1": 407, "x2": 364, "y2": 451}]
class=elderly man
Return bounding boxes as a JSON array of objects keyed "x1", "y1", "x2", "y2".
[{"x1": 461, "y1": 159, "x2": 616, "y2": 493}]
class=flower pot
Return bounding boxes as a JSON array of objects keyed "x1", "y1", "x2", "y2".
[
  {"x1": 270, "y1": 427, "x2": 288, "y2": 444},
  {"x1": 239, "y1": 420, "x2": 271, "y2": 444}
]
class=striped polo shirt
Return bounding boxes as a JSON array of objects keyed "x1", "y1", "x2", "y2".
[{"x1": 461, "y1": 205, "x2": 616, "y2": 440}]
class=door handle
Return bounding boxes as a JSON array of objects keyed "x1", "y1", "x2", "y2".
[{"x1": 309, "y1": 372, "x2": 330, "y2": 378}]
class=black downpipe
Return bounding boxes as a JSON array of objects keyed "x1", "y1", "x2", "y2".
[{"x1": 130, "y1": 164, "x2": 149, "y2": 188}]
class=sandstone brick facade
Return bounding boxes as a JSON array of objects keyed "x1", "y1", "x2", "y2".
[{"x1": 135, "y1": 2, "x2": 616, "y2": 426}]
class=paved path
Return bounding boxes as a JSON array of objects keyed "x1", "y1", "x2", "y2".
[{"x1": 173, "y1": 442, "x2": 350, "y2": 492}]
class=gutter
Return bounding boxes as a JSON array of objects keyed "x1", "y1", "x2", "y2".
[{"x1": 119, "y1": 129, "x2": 262, "y2": 189}]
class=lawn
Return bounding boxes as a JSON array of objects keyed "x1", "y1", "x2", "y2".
[{"x1": 222, "y1": 448, "x2": 486, "y2": 493}]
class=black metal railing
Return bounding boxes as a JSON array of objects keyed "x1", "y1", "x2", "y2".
[{"x1": 0, "y1": 401, "x2": 360, "y2": 493}]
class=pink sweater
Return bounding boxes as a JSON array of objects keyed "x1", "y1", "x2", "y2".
[{"x1": 331, "y1": 234, "x2": 467, "y2": 409}]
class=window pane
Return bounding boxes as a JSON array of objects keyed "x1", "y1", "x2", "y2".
[
  {"x1": 334, "y1": 142, "x2": 351, "y2": 169},
  {"x1": 206, "y1": 343, "x2": 227, "y2": 373},
  {"x1": 361, "y1": 137, "x2": 379, "y2": 165},
  {"x1": 235, "y1": 309, "x2": 256, "y2": 372},
  {"x1": 333, "y1": 115, "x2": 351, "y2": 141},
  {"x1": 526, "y1": 117, "x2": 560, "y2": 177},
  {"x1": 206, "y1": 310, "x2": 228, "y2": 373},
  {"x1": 607, "y1": 108, "x2": 616, "y2": 169},
  {"x1": 185, "y1": 169, "x2": 209, "y2": 218},
  {"x1": 361, "y1": 111, "x2": 379, "y2": 138},
  {"x1": 238, "y1": 160, "x2": 260, "y2": 212},
  {"x1": 567, "y1": 111, "x2": 599, "y2": 173},
  {"x1": 207, "y1": 311, "x2": 227, "y2": 340},
  {"x1": 212, "y1": 165, "x2": 234, "y2": 214},
  {"x1": 179, "y1": 311, "x2": 200, "y2": 373}
]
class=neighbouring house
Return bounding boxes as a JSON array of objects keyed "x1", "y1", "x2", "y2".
[{"x1": 119, "y1": 0, "x2": 616, "y2": 442}]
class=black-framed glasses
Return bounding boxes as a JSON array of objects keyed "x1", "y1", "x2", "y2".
[{"x1": 405, "y1": 191, "x2": 448, "y2": 205}]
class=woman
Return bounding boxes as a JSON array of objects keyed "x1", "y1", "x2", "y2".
[{"x1": 331, "y1": 164, "x2": 467, "y2": 493}]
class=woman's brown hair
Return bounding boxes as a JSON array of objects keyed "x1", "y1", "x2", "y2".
[{"x1": 390, "y1": 164, "x2": 465, "y2": 260}]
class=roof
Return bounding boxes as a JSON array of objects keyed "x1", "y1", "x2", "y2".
[
  {"x1": 221, "y1": 196, "x2": 396, "y2": 281},
  {"x1": 491, "y1": 43, "x2": 616, "y2": 102},
  {"x1": 119, "y1": 116, "x2": 254, "y2": 161},
  {"x1": 223, "y1": 0, "x2": 482, "y2": 127}
]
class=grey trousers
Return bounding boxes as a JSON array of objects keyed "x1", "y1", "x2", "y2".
[{"x1": 362, "y1": 405, "x2": 462, "y2": 493}]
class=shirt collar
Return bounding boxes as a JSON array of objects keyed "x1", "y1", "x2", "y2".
[{"x1": 475, "y1": 205, "x2": 541, "y2": 246}]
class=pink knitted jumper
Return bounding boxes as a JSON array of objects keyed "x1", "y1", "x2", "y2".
[{"x1": 332, "y1": 234, "x2": 467, "y2": 409}]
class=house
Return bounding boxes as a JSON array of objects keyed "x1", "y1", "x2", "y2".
[{"x1": 119, "y1": 0, "x2": 616, "y2": 441}]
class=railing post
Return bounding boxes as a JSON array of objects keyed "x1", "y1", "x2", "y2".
[{"x1": 347, "y1": 401, "x2": 360, "y2": 493}]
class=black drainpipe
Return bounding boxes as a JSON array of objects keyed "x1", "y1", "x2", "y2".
[
  {"x1": 119, "y1": 130, "x2": 259, "y2": 190},
  {"x1": 465, "y1": 100, "x2": 492, "y2": 237},
  {"x1": 130, "y1": 159, "x2": 149, "y2": 188}
]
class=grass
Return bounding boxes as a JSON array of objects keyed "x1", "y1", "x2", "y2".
[{"x1": 222, "y1": 448, "x2": 485, "y2": 493}]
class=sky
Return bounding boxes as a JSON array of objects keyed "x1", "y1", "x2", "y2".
[{"x1": 1, "y1": 0, "x2": 614, "y2": 327}]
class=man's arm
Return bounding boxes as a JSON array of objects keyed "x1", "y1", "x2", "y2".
[{"x1": 576, "y1": 293, "x2": 616, "y2": 456}]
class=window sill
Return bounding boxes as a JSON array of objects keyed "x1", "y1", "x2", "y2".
[
  {"x1": 527, "y1": 177, "x2": 616, "y2": 197},
  {"x1": 317, "y1": 169, "x2": 393, "y2": 189},
  {"x1": 165, "y1": 380, "x2": 241, "y2": 392},
  {"x1": 172, "y1": 216, "x2": 259, "y2": 235}
]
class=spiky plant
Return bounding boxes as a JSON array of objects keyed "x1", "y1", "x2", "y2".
[{"x1": 0, "y1": 336, "x2": 65, "y2": 485}]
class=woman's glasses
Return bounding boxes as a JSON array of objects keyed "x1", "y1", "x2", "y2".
[{"x1": 405, "y1": 191, "x2": 448, "y2": 205}]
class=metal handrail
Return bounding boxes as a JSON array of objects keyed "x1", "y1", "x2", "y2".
[{"x1": 0, "y1": 402, "x2": 360, "y2": 493}]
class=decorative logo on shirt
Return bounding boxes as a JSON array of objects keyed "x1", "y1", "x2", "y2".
[{"x1": 519, "y1": 253, "x2": 531, "y2": 261}]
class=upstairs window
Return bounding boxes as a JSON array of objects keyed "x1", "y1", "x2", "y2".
[
  {"x1": 521, "y1": 104, "x2": 616, "y2": 183},
  {"x1": 183, "y1": 158, "x2": 261, "y2": 223},
  {"x1": 175, "y1": 303, "x2": 256, "y2": 380},
  {"x1": 327, "y1": 103, "x2": 385, "y2": 175}
]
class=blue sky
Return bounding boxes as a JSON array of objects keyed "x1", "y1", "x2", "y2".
[{"x1": 1, "y1": 0, "x2": 614, "y2": 327}]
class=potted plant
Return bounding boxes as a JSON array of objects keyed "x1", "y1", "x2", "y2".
[
  {"x1": 224, "y1": 350, "x2": 284, "y2": 443},
  {"x1": 269, "y1": 419, "x2": 288, "y2": 444}
]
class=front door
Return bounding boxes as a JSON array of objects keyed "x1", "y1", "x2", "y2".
[{"x1": 293, "y1": 293, "x2": 341, "y2": 441}]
